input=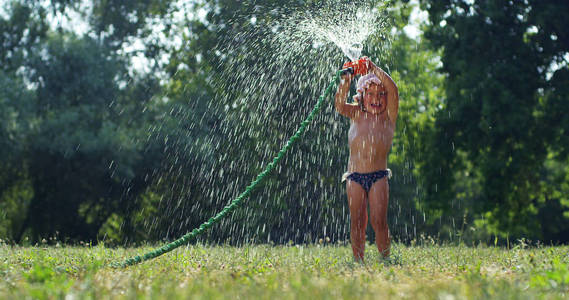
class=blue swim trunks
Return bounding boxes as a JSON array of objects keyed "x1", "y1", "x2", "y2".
[{"x1": 342, "y1": 169, "x2": 392, "y2": 193}]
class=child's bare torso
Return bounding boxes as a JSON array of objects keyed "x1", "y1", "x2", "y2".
[{"x1": 347, "y1": 114, "x2": 394, "y2": 173}]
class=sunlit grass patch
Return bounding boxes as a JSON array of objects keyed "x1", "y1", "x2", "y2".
[{"x1": 1, "y1": 242, "x2": 568, "y2": 299}]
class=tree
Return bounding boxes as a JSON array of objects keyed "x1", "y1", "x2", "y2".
[
  {"x1": 0, "y1": 1, "x2": 48, "y2": 242},
  {"x1": 419, "y1": 0, "x2": 569, "y2": 240},
  {"x1": 0, "y1": 0, "x2": 186, "y2": 243},
  {"x1": 13, "y1": 34, "x2": 160, "y2": 242}
]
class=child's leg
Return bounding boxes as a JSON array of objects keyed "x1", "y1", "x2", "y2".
[
  {"x1": 346, "y1": 180, "x2": 367, "y2": 262},
  {"x1": 368, "y1": 179, "x2": 390, "y2": 258}
]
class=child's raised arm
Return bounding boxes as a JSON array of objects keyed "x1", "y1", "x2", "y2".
[{"x1": 334, "y1": 72, "x2": 360, "y2": 119}]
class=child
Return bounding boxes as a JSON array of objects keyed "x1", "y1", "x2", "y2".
[{"x1": 334, "y1": 57, "x2": 399, "y2": 261}]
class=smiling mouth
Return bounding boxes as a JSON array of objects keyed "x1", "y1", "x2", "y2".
[{"x1": 370, "y1": 103, "x2": 382, "y2": 108}]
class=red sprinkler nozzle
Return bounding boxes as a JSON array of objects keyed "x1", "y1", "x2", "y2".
[{"x1": 342, "y1": 57, "x2": 370, "y2": 76}]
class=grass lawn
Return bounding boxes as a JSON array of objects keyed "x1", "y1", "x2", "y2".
[{"x1": 1, "y1": 241, "x2": 568, "y2": 299}]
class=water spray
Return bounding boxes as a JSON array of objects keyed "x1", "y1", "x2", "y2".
[
  {"x1": 112, "y1": 1, "x2": 390, "y2": 267},
  {"x1": 113, "y1": 53, "x2": 370, "y2": 267},
  {"x1": 113, "y1": 70, "x2": 344, "y2": 268}
]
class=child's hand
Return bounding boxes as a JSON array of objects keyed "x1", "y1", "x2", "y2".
[
  {"x1": 360, "y1": 56, "x2": 380, "y2": 75},
  {"x1": 339, "y1": 69, "x2": 353, "y2": 89},
  {"x1": 340, "y1": 71, "x2": 354, "y2": 82},
  {"x1": 336, "y1": 66, "x2": 353, "y2": 100}
]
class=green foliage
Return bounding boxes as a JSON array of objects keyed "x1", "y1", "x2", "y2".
[
  {"x1": 90, "y1": 0, "x2": 172, "y2": 44},
  {"x1": 380, "y1": 1, "x2": 447, "y2": 239},
  {"x1": 0, "y1": 1, "x2": 48, "y2": 72},
  {"x1": 0, "y1": 39, "x2": 36, "y2": 241},
  {"x1": 17, "y1": 34, "x2": 159, "y2": 242},
  {"x1": 530, "y1": 256, "x2": 569, "y2": 290},
  {"x1": 0, "y1": 70, "x2": 32, "y2": 177},
  {"x1": 419, "y1": 0, "x2": 569, "y2": 240},
  {"x1": 0, "y1": 179, "x2": 32, "y2": 241},
  {"x1": 0, "y1": 0, "x2": 175, "y2": 243}
]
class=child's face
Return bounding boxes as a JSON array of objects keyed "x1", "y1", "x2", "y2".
[{"x1": 363, "y1": 83, "x2": 387, "y2": 115}]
